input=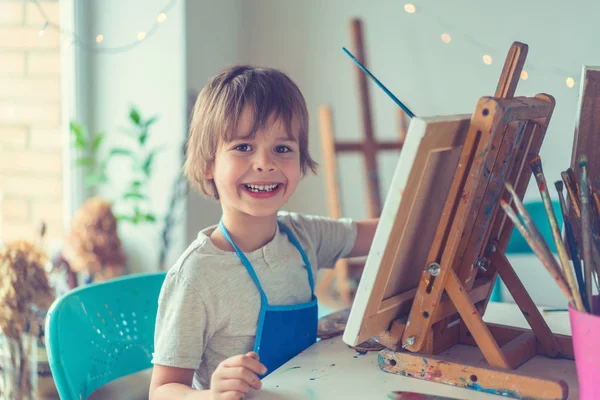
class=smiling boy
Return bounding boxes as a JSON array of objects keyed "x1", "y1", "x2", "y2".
[{"x1": 149, "y1": 66, "x2": 378, "y2": 400}]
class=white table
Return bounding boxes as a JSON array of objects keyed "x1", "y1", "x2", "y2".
[{"x1": 254, "y1": 302, "x2": 578, "y2": 400}]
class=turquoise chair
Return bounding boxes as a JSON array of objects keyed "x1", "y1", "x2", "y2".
[
  {"x1": 490, "y1": 200, "x2": 562, "y2": 302},
  {"x1": 44, "y1": 272, "x2": 166, "y2": 399}
]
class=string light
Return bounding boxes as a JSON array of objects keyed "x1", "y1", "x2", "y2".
[
  {"x1": 31, "y1": 0, "x2": 581, "y2": 86},
  {"x1": 404, "y1": 3, "x2": 416, "y2": 14},
  {"x1": 422, "y1": 7, "x2": 577, "y2": 87},
  {"x1": 39, "y1": 21, "x2": 48, "y2": 37},
  {"x1": 30, "y1": 0, "x2": 178, "y2": 54}
]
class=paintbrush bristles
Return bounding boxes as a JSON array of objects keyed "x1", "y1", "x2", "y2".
[
  {"x1": 555, "y1": 180, "x2": 563, "y2": 192},
  {"x1": 530, "y1": 156, "x2": 543, "y2": 176}
]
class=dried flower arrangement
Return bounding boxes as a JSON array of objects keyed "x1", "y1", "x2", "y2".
[
  {"x1": 63, "y1": 197, "x2": 126, "y2": 282},
  {"x1": 0, "y1": 240, "x2": 54, "y2": 399}
]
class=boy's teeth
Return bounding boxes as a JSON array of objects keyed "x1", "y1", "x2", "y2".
[{"x1": 245, "y1": 183, "x2": 279, "y2": 192}]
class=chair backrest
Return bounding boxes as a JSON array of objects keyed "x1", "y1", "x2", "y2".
[
  {"x1": 505, "y1": 200, "x2": 563, "y2": 254},
  {"x1": 44, "y1": 272, "x2": 166, "y2": 399}
]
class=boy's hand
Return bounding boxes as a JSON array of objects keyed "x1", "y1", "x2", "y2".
[{"x1": 210, "y1": 352, "x2": 267, "y2": 400}]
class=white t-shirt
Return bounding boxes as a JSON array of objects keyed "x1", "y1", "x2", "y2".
[{"x1": 151, "y1": 211, "x2": 357, "y2": 389}]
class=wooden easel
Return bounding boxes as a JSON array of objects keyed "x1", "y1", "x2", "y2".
[
  {"x1": 315, "y1": 18, "x2": 409, "y2": 306},
  {"x1": 370, "y1": 42, "x2": 576, "y2": 399}
]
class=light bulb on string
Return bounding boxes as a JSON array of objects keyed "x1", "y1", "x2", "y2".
[
  {"x1": 482, "y1": 54, "x2": 492, "y2": 65},
  {"x1": 521, "y1": 70, "x2": 528, "y2": 80},
  {"x1": 96, "y1": 34, "x2": 104, "y2": 43},
  {"x1": 566, "y1": 77, "x2": 575, "y2": 88},
  {"x1": 39, "y1": 21, "x2": 48, "y2": 37},
  {"x1": 404, "y1": 3, "x2": 416, "y2": 13},
  {"x1": 157, "y1": 13, "x2": 167, "y2": 23},
  {"x1": 137, "y1": 32, "x2": 147, "y2": 41},
  {"x1": 441, "y1": 33, "x2": 452, "y2": 44}
]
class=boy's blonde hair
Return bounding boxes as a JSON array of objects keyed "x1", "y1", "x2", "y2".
[{"x1": 184, "y1": 65, "x2": 318, "y2": 199}]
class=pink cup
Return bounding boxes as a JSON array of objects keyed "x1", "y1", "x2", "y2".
[{"x1": 569, "y1": 295, "x2": 600, "y2": 400}]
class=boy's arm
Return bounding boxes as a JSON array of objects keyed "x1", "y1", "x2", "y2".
[
  {"x1": 150, "y1": 365, "x2": 209, "y2": 399},
  {"x1": 346, "y1": 218, "x2": 379, "y2": 258}
]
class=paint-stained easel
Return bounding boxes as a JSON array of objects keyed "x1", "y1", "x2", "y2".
[
  {"x1": 345, "y1": 42, "x2": 577, "y2": 399},
  {"x1": 315, "y1": 18, "x2": 409, "y2": 306}
]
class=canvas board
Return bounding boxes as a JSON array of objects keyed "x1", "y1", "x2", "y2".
[{"x1": 343, "y1": 114, "x2": 472, "y2": 346}]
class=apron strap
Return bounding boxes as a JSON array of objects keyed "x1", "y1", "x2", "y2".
[
  {"x1": 277, "y1": 221, "x2": 315, "y2": 295},
  {"x1": 218, "y1": 219, "x2": 317, "y2": 304},
  {"x1": 219, "y1": 220, "x2": 269, "y2": 305}
]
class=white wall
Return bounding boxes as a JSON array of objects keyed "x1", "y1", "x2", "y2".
[
  {"x1": 233, "y1": 0, "x2": 600, "y2": 221},
  {"x1": 187, "y1": 0, "x2": 600, "y2": 227},
  {"x1": 185, "y1": 0, "x2": 244, "y2": 240},
  {"x1": 78, "y1": 0, "x2": 188, "y2": 273},
  {"x1": 184, "y1": 0, "x2": 598, "y2": 305}
]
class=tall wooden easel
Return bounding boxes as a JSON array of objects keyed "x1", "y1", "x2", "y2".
[
  {"x1": 369, "y1": 42, "x2": 575, "y2": 399},
  {"x1": 316, "y1": 18, "x2": 409, "y2": 306}
]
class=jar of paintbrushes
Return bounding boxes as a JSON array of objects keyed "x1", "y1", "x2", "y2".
[{"x1": 501, "y1": 154, "x2": 600, "y2": 399}]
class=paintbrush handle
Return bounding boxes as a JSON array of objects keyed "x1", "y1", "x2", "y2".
[
  {"x1": 564, "y1": 219, "x2": 589, "y2": 311},
  {"x1": 557, "y1": 183, "x2": 590, "y2": 311},
  {"x1": 562, "y1": 172, "x2": 581, "y2": 218},
  {"x1": 580, "y1": 161, "x2": 594, "y2": 313},
  {"x1": 505, "y1": 183, "x2": 568, "y2": 284},
  {"x1": 501, "y1": 201, "x2": 574, "y2": 305},
  {"x1": 342, "y1": 47, "x2": 416, "y2": 118},
  {"x1": 388, "y1": 392, "x2": 459, "y2": 400},
  {"x1": 533, "y1": 171, "x2": 585, "y2": 311}
]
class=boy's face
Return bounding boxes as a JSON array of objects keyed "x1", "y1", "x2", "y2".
[{"x1": 207, "y1": 106, "x2": 302, "y2": 219}]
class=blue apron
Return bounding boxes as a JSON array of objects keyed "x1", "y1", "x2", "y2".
[{"x1": 219, "y1": 220, "x2": 318, "y2": 378}]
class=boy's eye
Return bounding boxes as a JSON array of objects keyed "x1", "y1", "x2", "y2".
[
  {"x1": 234, "y1": 144, "x2": 252, "y2": 152},
  {"x1": 275, "y1": 145, "x2": 292, "y2": 153}
]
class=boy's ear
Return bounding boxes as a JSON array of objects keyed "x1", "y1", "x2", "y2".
[{"x1": 204, "y1": 163, "x2": 214, "y2": 179}]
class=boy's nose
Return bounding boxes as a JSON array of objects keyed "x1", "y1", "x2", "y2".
[{"x1": 253, "y1": 152, "x2": 276, "y2": 172}]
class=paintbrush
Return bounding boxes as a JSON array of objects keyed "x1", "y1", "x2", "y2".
[
  {"x1": 388, "y1": 392, "x2": 459, "y2": 400},
  {"x1": 542, "y1": 308, "x2": 569, "y2": 313},
  {"x1": 500, "y1": 199, "x2": 575, "y2": 306},
  {"x1": 562, "y1": 171, "x2": 600, "y2": 279},
  {"x1": 592, "y1": 186, "x2": 600, "y2": 231},
  {"x1": 342, "y1": 47, "x2": 416, "y2": 118},
  {"x1": 562, "y1": 171, "x2": 581, "y2": 219},
  {"x1": 579, "y1": 156, "x2": 596, "y2": 313},
  {"x1": 567, "y1": 168, "x2": 581, "y2": 196},
  {"x1": 504, "y1": 182, "x2": 567, "y2": 282},
  {"x1": 556, "y1": 180, "x2": 589, "y2": 311},
  {"x1": 530, "y1": 157, "x2": 584, "y2": 311}
]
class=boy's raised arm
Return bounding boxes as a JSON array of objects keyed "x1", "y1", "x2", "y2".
[{"x1": 346, "y1": 218, "x2": 379, "y2": 258}]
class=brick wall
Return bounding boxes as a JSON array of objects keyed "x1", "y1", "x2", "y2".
[{"x1": 0, "y1": 0, "x2": 63, "y2": 243}]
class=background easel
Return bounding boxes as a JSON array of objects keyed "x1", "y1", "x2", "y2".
[
  {"x1": 345, "y1": 42, "x2": 577, "y2": 399},
  {"x1": 570, "y1": 66, "x2": 600, "y2": 185},
  {"x1": 315, "y1": 18, "x2": 409, "y2": 307}
]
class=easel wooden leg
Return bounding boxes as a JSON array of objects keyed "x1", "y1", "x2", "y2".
[
  {"x1": 445, "y1": 269, "x2": 510, "y2": 369},
  {"x1": 378, "y1": 349, "x2": 568, "y2": 400},
  {"x1": 490, "y1": 250, "x2": 563, "y2": 357}
]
